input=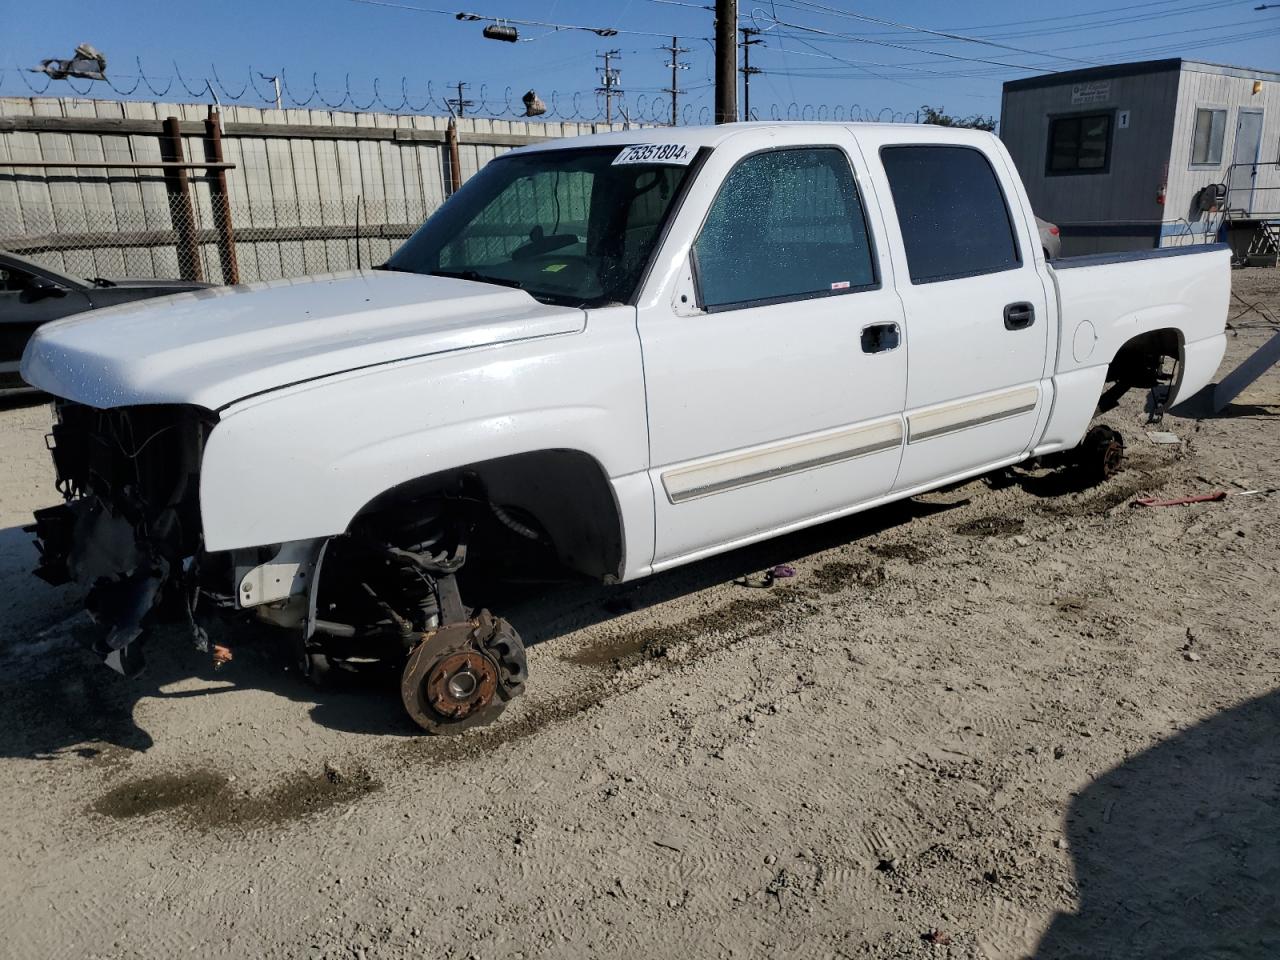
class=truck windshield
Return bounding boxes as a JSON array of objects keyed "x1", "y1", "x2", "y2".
[{"x1": 384, "y1": 146, "x2": 699, "y2": 307}]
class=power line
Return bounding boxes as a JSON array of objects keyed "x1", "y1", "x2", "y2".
[
  {"x1": 911, "y1": 0, "x2": 1250, "y2": 38},
  {"x1": 774, "y1": 0, "x2": 1101, "y2": 65},
  {"x1": 755, "y1": 0, "x2": 1258, "y2": 67},
  {"x1": 760, "y1": 0, "x2": 1245, "y2": 42},
  {"x1": 344, "y1": 0, "x2": 678, "y2": 38},
  {"x1": 753, "y1": 13, "x2": 1056, "y2": 72},
  {"x1": 753, "y1": 44, "x2": 1016, "y2": 81},
  {"x1": 1009, "y1": 15, "x2": 1278, "y2": 52},
  {"x1": 875, "y1": 0, "x2": 1252, "y2": 44}
]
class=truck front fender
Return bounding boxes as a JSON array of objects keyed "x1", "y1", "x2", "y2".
[{"x1": 198, "y1": 319, "x2": 652, "y2": 576}]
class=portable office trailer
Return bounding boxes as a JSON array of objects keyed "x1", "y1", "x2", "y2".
[{"x1": 1000, "y1": 59, "x2": 1280, "y2": 256}]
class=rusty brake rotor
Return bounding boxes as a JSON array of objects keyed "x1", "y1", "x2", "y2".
[{"x1": 400, "y1": 611, "x2": 524, "y2": 734}]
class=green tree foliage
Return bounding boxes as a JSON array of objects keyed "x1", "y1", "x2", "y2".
[{"x1": 920, "y1": 105, "x2": 996, "y2": 132}]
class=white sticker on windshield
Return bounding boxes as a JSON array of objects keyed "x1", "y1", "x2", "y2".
[{"x1": 612, "y1": 143, "x2": 695, "y2": 166}]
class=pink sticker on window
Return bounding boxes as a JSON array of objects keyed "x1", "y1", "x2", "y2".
[{"x1": 831, "y1": 280, "x2": 851, "y2": 290}]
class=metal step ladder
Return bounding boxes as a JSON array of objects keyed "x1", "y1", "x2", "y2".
[{"x1": 1245, "y1": 220, "x2": 1280, "y2": 267}]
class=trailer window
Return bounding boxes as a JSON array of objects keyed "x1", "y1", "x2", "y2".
[
  {"x1": 1190, "y1": 108, "x2": 1227, "y2": 166},
  {"x1": 880, "y1": 144, "x2": 1021, "y2": 285},
  {"x1": 692, "y1": 147, "x2": 877, "y2": 312},
  {"x1": 1046, "y1": 113, "x2": 1112, "y2": 174}
]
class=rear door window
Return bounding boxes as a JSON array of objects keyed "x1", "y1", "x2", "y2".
[
  {"x1": 693, "y1": 147, "x2": 877, "y2": 311},
  {"x1": 880, "y1": 145, "x2": 1021, "y2": 284}
]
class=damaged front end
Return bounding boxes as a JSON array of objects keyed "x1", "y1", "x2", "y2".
[
  {"x1": 26, "y1": 403, "x2": 532, "y2": 734},
  {"x1": 27, "y1": 402, "x2": 215, "y2": 676}
]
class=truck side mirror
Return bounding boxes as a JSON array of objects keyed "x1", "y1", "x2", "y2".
[{"x1": 19, "y1": 275, "x2": 68, "y2": 304}]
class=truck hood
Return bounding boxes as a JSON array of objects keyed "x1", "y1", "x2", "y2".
[{"x1": 21, "y1": 271, "x2": 585, "y2": 410}]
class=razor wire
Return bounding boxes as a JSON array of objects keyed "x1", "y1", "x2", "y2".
[{"x1": 1, "y1": 60, "x2": 925, "y2": 127}]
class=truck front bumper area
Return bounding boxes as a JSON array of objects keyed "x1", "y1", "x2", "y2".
[{"x1": 27, "y1": 402, "x2": 215, "y2": 676}]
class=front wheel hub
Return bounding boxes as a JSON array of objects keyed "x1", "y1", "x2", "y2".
[
  {"x1": 400, "y1": 611, "x2": 527, "y2": 734},
  {"x1": 425, "y1": 649, "x2": 498, "y2": 719}
]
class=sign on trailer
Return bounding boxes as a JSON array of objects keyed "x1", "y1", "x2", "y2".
[{"x1": 1071, "y1": 80, "x2": 1113, "y2": 105}]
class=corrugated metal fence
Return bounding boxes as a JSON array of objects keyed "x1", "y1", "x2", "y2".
[{"x1": 0, "y1": 97, "x2": 624, "y2": 284}]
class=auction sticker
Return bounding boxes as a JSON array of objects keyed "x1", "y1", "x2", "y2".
[{"x1": 613, "y1": 143, "x2": 695, "y2": 166}]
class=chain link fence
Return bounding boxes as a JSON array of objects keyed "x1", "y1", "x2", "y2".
[{"x1": 0, "y1": 196, "x2": 439, "y2": 285}]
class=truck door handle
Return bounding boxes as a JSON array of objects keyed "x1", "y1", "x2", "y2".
[
  {"x1": 861, "y1": 322, "x2": 900, "y2": 354},
  {"x1": 1004, "y1": 302, "x2": 1035, "y2": 330}
]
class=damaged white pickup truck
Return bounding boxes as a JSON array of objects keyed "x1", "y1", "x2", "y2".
[{"x1": 21, "y1": 123, "x2": 1228, "y2": 733}]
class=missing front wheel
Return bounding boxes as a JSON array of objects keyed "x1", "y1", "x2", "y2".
[{"x1": 399, "y1": 610, "x2": 527, "y2": 734}]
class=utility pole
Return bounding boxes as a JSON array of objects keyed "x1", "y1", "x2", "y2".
[
  {"x1": 714, "y1": 0, "x2": 738, "y2": 124},
  {"x1": 662, "y1": 36, "x2": 690, "y2": 127},
  {"x1": 740, "y1": 27, "x2": 764, "y2": 121},
  {"x1": 596, "y1": 50, "x2": 623, "y2": 125},
  {"x1": 447, "y1": 81, "x2": 474, "y2": 118}
]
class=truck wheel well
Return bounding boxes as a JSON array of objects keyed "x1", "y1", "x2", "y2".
[
  {"x1": 350, "y1": 449, "x2": 624, "y2": 582},
  {"x1": 1097, "y1": 328, "x2": 1183, "y2": 415},
  {"x1": 1107, "y1": 328, "x2": 1183, "y2": 387}
]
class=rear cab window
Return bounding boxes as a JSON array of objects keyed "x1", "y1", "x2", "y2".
[
  {"x1": 692, "y1": 147, "x2": 878, "y2": 312},
  {"x1": 879, "y1": 144, "x2": 1022, "y2": 285}
]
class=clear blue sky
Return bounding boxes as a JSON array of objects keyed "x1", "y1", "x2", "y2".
[{"x1": 3, "y1": 0, "x2": 1280, "y2": 124}]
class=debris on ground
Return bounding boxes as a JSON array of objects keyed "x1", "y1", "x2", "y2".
[
  {"x1": 1131, "y1": 491, "x2": 1227, "y2": 507},
  {"x1": 734, "y1": 564, "x2": 797, "y2": 588}
]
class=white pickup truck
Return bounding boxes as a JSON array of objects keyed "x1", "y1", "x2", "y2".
[{"x1": 21, "y1": 123, "x2": 1229, "y2": 733}]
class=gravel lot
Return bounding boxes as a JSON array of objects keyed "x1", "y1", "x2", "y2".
[{"x1": 1, "y1": 269, "x2": 1278, "y2": 959}]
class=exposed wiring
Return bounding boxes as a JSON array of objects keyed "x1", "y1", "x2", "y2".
[{"x1": 1230, "y1": 290, "x2": 1280, "y2": 328}]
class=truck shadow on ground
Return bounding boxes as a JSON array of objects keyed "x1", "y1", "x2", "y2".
[
  {"x1": 1168, "y1": 387, "x2": 1279, "y2": 421},
  {"x1": 0, "y1": 496, "x2": 963, "y2": 757},
  {"x1": 1035, "y1": 687, "x2": 1280, "y2": 959}
]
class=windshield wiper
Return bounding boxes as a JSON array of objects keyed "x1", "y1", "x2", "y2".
[{"x1": 427, "y1": 269, "x2": 523, "y2": 290}]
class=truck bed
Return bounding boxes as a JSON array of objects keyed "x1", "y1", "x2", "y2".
[{"x1": 1048, "y1": 242, "x2": 1230, "y2": 395}]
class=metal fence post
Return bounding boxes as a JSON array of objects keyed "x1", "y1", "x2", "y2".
[
  {"x1": 160, "y1": 116, "x2": 204, "y2": 282},
  {"x1": 203, "y1": 110, "x2": 240, "y2": 285},
  {"x1": 446, "y1": 118, "x2": 462, "y2": 196}
]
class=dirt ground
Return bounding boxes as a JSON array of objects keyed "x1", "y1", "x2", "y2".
[{"x1": 1, "y1": 270, "x2": 1278, "y2": 960}]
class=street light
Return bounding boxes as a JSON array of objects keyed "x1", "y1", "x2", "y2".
[
  {"x1": 455, "y1": 10, "x2": 617, "y2": 38},
  {"x1": 482, "y1": 22, "x2": 519, "y2": 41}
]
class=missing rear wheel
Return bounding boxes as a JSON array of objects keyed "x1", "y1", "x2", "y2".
[{"x1": 1080, "y1": 425, "x2": 1125, "y2": 485}]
